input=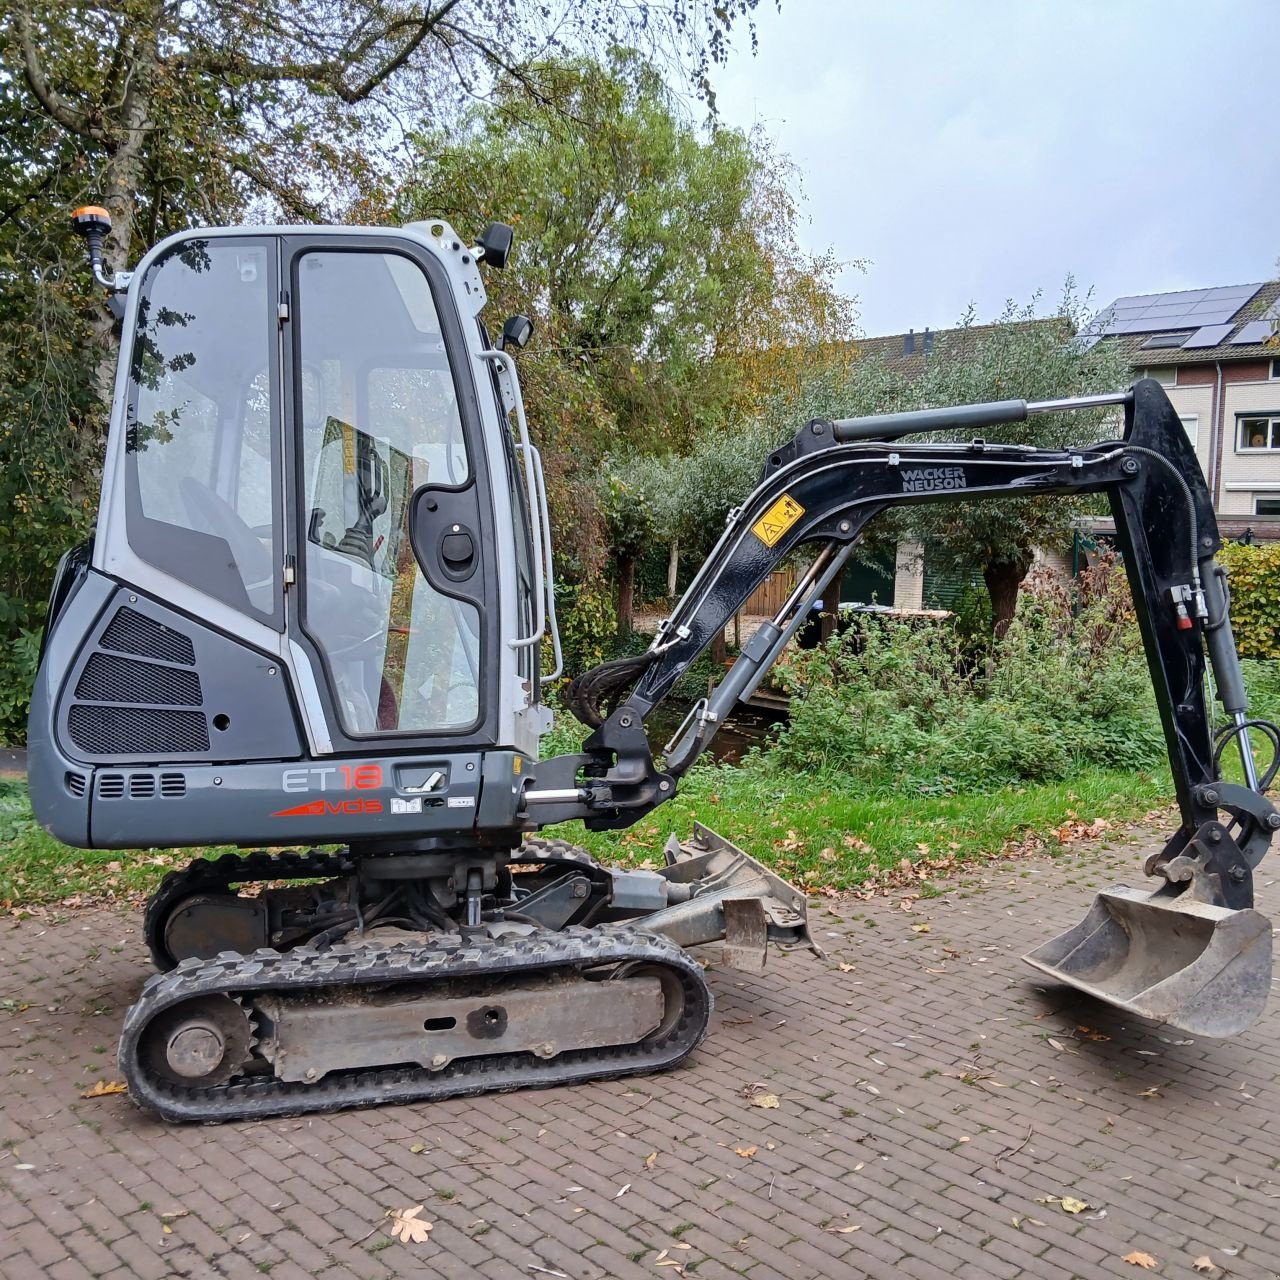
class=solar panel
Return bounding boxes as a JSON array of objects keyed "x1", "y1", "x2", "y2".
[
  {"x1": 1183, "y1": 324, "x2": 1234, "y2": 348},
  {"x1": 1232, "y1": 320, "x2": 1273, "y2": 345},
  {"x1": 1092, "y1": 284, "x2": 1265, "y2": 337}
]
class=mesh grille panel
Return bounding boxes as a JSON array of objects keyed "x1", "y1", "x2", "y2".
[
  {"x1": 100, "y1": 607, "x2": 196, "y2": 666},
  {"x1": 76, "y1": 653, "x2": 203, "y2": 706},
  {"x1": 69, "y1": 705, "x2": 210, "y2": 756}
]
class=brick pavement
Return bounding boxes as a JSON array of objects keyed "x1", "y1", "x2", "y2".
[{"x1": 2, "y1": 832, "x2": 1279, "y2": 1279}]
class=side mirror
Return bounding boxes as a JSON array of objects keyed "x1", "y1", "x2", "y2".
[
  {"x1": 475, "y1": 223, "x2": 514, "y2": 270},
  {"x1": 497, "y1": 314, "x2": 534, "y2": 352}
]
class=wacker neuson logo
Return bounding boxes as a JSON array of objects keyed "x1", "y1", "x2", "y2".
[{"x1": 901, "y1": 466, "x2": 967, "y2": 493}]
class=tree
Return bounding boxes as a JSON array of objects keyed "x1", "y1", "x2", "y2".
[
  {"x1": 908, "y1": 293, "x2": 1129, "y2": 637},
  {"x1": 398, "y1": 50, "x2": 856, "y2": 610},
  {"x1": 751, "y1": 287, "x2": 1130, "y2": 637},
  {"x1": 4, "y1": 1, "x2": 773, "y2": 394},
  {"x1": 0, "y1": 3, "x2": 774, "y2": 738}
]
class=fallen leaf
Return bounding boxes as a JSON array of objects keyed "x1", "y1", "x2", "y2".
[
  {"x1": 389, "y1": 1205, "x2": 432, "y2": 1244},
  {"x1": 1122, "y1": 1250, "x2": 1158, "y2": 1268},
  {"x1": 1221, "y1": 1247, "x2": 1240, "y2": 1257},
  {"x1": 734, "y1": 1146, "x2": 757, "y2": 1158},
  {"x1": 409, "y1": 1142, "x2": 426, "y2": 1154},
  {"x1": 750, "y1": 1093, "x2": 780, "y2": 1109},
  {"x1": 654, "y1": 1263, "x2": 684, "y2": 1273},
  {"x1": 1139, "y1": 1086, "x2": 1162, "y2": 1098},
  {"x1": 643, "y1": 1151, "x2": 657, "y2": 1170},
  {"x1": 527, "y1": 1267, "x2": 569, "y2": 1278},
  {"x1": 80, "y1": 1080, "x2": 127, "y2": 1098},
  {"x1": 1047, "y1": 1038, "x2": 1066, "y2": 1052},
  {"x1": 1192, "y1": 1258, "x2": 1216, "y2": 1274},
  {"x1": 614, "y1": 1183, "x2": 631, "y2": 1198},
  {"x1": 911, "y1": 923, "x2": 931, "y2": 934},
  {"x1": 825, "y1": 1225, "x2": 862, "y2": 1234},
  {"x1": 1060, "y1": 1197, "x2": 1090, "y2": 1214},
  {"x1": 837, "y1": 963, "x2": 856, "y2": 973}
]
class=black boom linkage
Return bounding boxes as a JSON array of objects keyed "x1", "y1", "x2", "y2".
[{"x1": 533, "y1": 380, "x2": 1277, "y2": 911}]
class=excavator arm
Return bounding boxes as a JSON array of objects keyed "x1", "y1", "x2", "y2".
[{"x1": 530, "y1": 379, "x2": 1279, "y2": 1035}]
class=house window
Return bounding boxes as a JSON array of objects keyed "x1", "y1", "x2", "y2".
[
  {"x1": 1138, "y1": 366, "x2": 1176, "y2": 386},
  {"x1": 1179, "y1": 415, "x2": 1199, "y2": 449},
  {"x1": 1255, "y1": 498, "x2": 1280, "y2": 515},
  {"x1": 1271, "y1": 358, "x2": 1280, "y2": 380},
  {"x1": 1142, "y1": 332, "x2": 1193, "y2": 350},
  {"x1": 1237, "y1": 416, "x2": 1280, "y2": 450}
]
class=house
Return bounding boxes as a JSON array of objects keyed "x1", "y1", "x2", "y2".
[{"x1": 1080, "y1": 281, "x2": 1280, "y2": 540}]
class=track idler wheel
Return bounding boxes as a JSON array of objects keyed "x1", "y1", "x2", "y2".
[{"x1": 139, "y1": 993, "x2": 254, "y2": 1087}]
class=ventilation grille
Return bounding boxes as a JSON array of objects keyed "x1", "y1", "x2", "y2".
[
  {"x1": 94, "y1": 771, "x2": 187, "y2": 800},
  {"x1": 76, "y1": 652, "x2": 203, "y2": 707},
  {"x1": 100, "y1": 607, "x2": 196, "y2": 666},
  {"x1": 65, "y1": 771, "x2": 87, "y2": 798},
  {"x1": 69, "y1": 706, "x2": 210, "y2": 756}
]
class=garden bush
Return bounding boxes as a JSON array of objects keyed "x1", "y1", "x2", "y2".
[{"x1": 768, "y1": 555, "x2": 1166, "y2": 792}]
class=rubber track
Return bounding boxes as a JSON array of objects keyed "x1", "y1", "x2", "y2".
[
  {"x1": 119, "y1": 925, "x2": 712, "y2": 1123},
  {"x1": 143, "y1": 849, "x2": 356, "y2": 971},
  {"x1": 143, "y1": 838, "x2": 592, "y2": 971}
]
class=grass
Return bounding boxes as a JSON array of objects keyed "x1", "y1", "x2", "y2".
[
  {"x1": 0, "y1": 762, "x2": 1172, "y2": 909},
  {"x1": 0, "y1": 778, "x2": 239, "y2": 907},
  {"x1": 545, "y1": 760, "x2": 1171, "y2": 892}
]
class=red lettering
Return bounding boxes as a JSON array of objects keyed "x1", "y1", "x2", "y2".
[
  {"x1": 323, "y1": 799, "x2": 383, "y2": 815},
  {"x1": 340, "y1": 764, "x2": 383, "y2": 790},
  {"x1": 354, "y1": 764, "x2": 382, "y2": 790}
]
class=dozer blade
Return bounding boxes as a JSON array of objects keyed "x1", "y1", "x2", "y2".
[
  {"x1": 637, "y1": 822, "x2": 824, "y2": 970},
  {"x1": 1023, "y1": 886, "x2": 1272, "y2": 1037}
]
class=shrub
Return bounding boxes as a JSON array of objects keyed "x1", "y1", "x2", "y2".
[
  {"x1": 1216, "y1": 541, "x2": 1280, "y2": 660},
  {"x1": 768, "y1": 556, "x2": 1164, "y2": 793}
]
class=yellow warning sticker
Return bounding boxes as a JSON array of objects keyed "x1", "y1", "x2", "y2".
[{"x1": 751, "y1": 494, "x2": 805, "y2": 548}]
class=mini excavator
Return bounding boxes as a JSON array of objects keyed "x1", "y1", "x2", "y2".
[{"x1": 28, "y1": 209, "x2": 1277, "y2": 1121}]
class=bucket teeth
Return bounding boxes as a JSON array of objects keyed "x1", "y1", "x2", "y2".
[{"x1": 1024, "y1": 886, "x2": 1272, "y2": 1038}]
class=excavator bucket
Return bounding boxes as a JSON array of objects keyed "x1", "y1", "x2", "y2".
[{"x1": 1023, "y1": 886, "x2": 1272, "y2": 1037}]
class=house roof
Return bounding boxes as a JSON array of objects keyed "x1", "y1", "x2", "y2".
[
  {"x1": 1083, "y1": 280, "x2": 1280, "y2": 367},
  {"x1": 853, "y1": 317, "x2": 1067, "y2": 379}
]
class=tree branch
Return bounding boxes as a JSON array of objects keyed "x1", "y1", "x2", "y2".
[
  {"x1": 12, "y1": 5, "x2": 105, "y2": 140},
  {"x1": 178, "y1": 0, "x2": 464, "y2": 104},
  {"x1": 230, "y1": 155, "x2": 325, "y2": 222}
]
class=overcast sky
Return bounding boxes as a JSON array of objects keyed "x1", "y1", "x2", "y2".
[{"x1": 710, "y1": 0, "x2": 1280, "y2": 338}]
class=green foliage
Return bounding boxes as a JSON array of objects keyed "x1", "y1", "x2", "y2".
[
  {"x1": 755, "y1": 286, "x2": 1132, "y2": 633},
  {"x1": 554, "y1": 581, "x2": 616, "y2": 675},
  {"x1": 0, "y1": 630, "x2": 42, "y2": 744},
  {"x1": 1217, "y1": 541, "x2": 1280, "y2": 659},
  {"x1": 548, "y1": 763, "x2": 1168, "y2": 892},
  {"x1": 398, "y1": 50, "x2": 855, "y2": 600},
  {"x1": 768, "y1": 559, "x2": 1164, "y2": 792}
]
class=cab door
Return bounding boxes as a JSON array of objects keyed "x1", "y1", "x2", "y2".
[{"x1": 282, "y1": 238, "x2": 500, "y2": 750}]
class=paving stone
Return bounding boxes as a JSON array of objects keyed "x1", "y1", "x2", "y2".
[{"x1": 3, "y1": 837, "x2": 1280, "y2": 1280}]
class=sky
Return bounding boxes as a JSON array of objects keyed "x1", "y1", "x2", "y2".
[{"x1": 709, "y1": 0, "x2": 1280, "y2": 338}]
